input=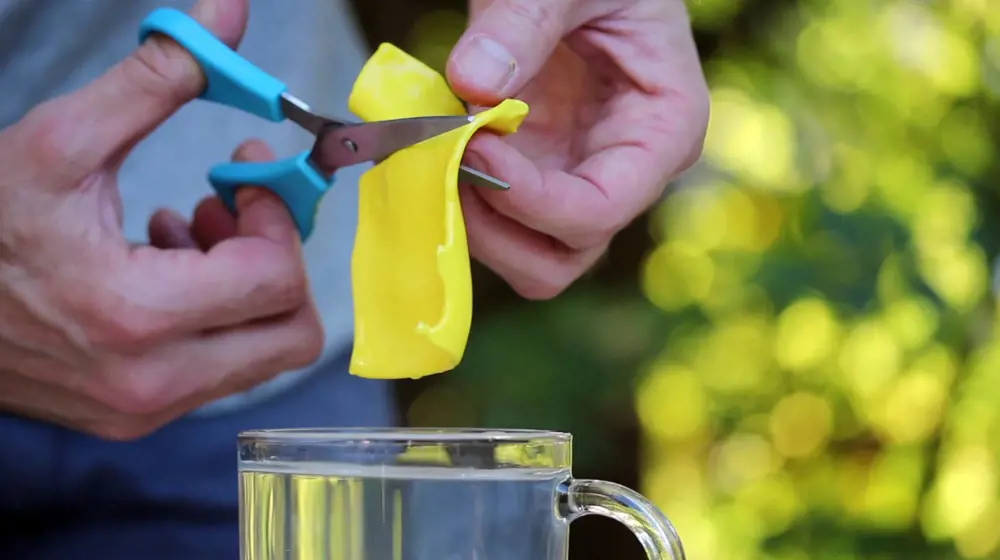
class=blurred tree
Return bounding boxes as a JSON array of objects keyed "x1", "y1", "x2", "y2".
[{"x1": 632, "y1": 2, "x2": 1000, "y2": 559}]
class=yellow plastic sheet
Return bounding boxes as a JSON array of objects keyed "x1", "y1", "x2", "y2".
[{"x1": 347, "y1": 43, "x2": 530, "y2": 379}]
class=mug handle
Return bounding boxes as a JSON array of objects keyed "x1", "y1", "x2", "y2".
[{"x1": 559, "y1": 479, "x2": 686, "y2": 559}]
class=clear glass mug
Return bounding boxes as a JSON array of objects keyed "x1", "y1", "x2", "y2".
[{"x1": 239, "y1": 428, "x2": 685, "y2": 560}]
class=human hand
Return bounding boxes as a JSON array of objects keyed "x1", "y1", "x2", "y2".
[
  {"x1": 0, "y1": 0, "x2": 323, "y2": 440},
  {"x1": 447, "y1": 0, "x2": 710, "y2": 299}
]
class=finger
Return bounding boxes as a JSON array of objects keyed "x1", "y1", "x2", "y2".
[
  {"x1": 461, "y1": 133, "x2": 625, "y2": 250},
  {"x1": 190, "y1": 196, "x2": 237, "y2": 251},
  {"x1": 447, "y1": 0, "x2": 575, "y2": 103},
  {"x1": 18, "y1": 0, "x2": 250, "y2": 175},
  {"x1": 96, "y1": 302, "x2": 324, "y2": 417},
  {"x1": 189, "y1": 139, "x2": 264, "y2": 250},
  {"x1": 117, "y1": 140, "x2": 307, "y2": 335},
  {"x1": 148, "y1": 303, "x2": 322, "y2": 431},
  {"x1": 184, "y1": 302, "x2": 324, "y2": 404},
  {"x1": 226, "y1": 139, "x2": 297, "y2": 242},
  {"x1": 459, "y1": 185, "x2": 606, "y2": 300},
  {"x1": 148, "y1": 208, "x2": 198, "y2": 249}
]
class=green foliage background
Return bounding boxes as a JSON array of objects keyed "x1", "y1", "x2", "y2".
[{"x1": 360, "y1": 0, "x2": 1000, "y2": 558}]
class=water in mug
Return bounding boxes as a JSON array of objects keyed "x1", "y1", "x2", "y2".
[{"x1": 241, "y1": 462, "x2": 571, "y2": 560}]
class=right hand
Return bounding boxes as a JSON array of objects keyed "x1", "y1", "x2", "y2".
[{"x1": 0, "y1": 0, "x2": 324, "y2": 440}]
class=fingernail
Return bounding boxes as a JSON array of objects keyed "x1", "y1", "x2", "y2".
[
  {"x1": 452, "y1": 35, "x2": 516, "y2": 94},
  {"x1": 190, "y1": 0, "x2": 218, "y2": 26}
]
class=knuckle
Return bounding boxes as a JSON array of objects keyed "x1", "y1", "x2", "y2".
[
  {"x1": 678, "y1": 88, "x2": 711, "y2": 173},
  {"x1": 121, "y1": 37, "x2": 203, "y2": 104},
  {"x1": 284, "y1": 312, "x2": 325, "y2": 368},
  {"x1": 679, "y1": 136, "x2": 705, "y2": 175},
  {"x1": 502, "y1": 0, "x2": 563, "y2": 34},
  {"x1": 594, "y1": 217, "x2": 626, "y2": 244},
  {"x1": 609, "y1": 209, "x2": 642, "y2": 239},
  {"x1": 93, "y1": 359, "x2": 173, "y2": 417},
  {"x1": 15, "y1": 104, "x2": 81, "y2": 172},
  {"x1": 509, "y1": 243, "x2": 609, "y2": 301},
  {"x1": 82, "y1": 304, "x2": 171, "y2": 352},
  {"x1": 262, "y1": 266, "x2": 311, "y2": 311},
  {"x1": 289, "y1": 272, "x2": 311, "y2": 307},
  {"x1": 514, "y1": 278, "x2": 570, "y2": 301},
  {"x1": 649, "y1": 78, "x2": 710, "y2": 175},
  {"x1": 512, "y1": 271, "x2": 574, "y2": 301},
  {"x1": 692, "y1": 93, "x2": 711, "y2": 137},
  {"x1": 56, "y1": 282, "x2": 173, "y2": 354},
  {"x1": 92, "y1": 418, "x2": 162, "y2": 441}
]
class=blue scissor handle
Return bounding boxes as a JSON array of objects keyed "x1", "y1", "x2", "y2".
[
  {"x1": 209, "y1": 153, "x2": 333, "y2": 240},
  {"x1": 138, "y1": 7, "x2": 286, "y2": 120},
  {"x1": 139, "y1": 8, "x2": 334, "y2": 241}
]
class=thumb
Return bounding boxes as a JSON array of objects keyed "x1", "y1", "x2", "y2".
[
  {"x1": 446, "y1": 0, "x2": 573, "y2": 104},
  {"x1": 44, "y1": 0, "x2": 249, "y2": 170}
]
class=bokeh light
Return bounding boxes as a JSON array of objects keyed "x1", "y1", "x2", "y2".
[{"x1": 635, "y1": 1, "x2": 999, "y2": 558}]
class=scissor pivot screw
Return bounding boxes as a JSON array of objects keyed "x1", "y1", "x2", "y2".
[{"x1": 342, "y1": 139, "x2": 359, "y2": 153}]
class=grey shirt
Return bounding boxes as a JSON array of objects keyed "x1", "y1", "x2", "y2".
[{"x1": 0, "y1": 0, "x2": 370, "y2": 413}]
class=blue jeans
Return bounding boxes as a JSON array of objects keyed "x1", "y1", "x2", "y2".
[{"x1": 0, "y1": 350, "x2": 395, "y2": 559}]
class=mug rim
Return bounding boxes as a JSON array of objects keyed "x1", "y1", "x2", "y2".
[{"x1": 238, "y1": 427, "x2": 571, "y2": 443}]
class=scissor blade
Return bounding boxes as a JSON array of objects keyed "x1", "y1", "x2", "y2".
[
  {"x1": 309, "y1": 116, "x2": 474, "y2": 173},
  {"x1": 459, "y1": 165, "x2": 509, "y2": 190}
]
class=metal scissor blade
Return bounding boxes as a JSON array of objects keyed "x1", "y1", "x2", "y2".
[
  {"x1": 309, "y1": 115, "x2": 474, "y2": 173},
  {"x1": 459, "y1": 165, "x2": 509, "y2": 190}
]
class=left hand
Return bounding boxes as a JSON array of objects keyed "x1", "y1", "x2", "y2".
[{"x1": 447, "y1": 0, "x2": 709, "y2": 299}]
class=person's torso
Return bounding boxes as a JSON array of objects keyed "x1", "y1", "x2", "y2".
[{"x1": 0, "y1": 0, "x2": 372, "y2": 412}]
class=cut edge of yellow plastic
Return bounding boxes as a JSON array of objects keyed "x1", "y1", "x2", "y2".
[
  {"x1": 345, "y1": 43, "x2": 529, "y2": 379},
  {"x1": 418, "y1": 100, "x2": 530, "y2": 355}
]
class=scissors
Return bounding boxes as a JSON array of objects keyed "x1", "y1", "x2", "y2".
[{"x1": 138, "y1": 8, "x2": 508, "y2": 240}]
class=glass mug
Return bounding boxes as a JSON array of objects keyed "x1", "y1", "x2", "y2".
[{"x1": 239, "y1": 428, "x2": 685, "y2": 560}]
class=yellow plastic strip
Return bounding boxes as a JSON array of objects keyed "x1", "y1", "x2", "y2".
[{"x1": 346, "y1": 43, "x2": 529, "y2": 379}]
